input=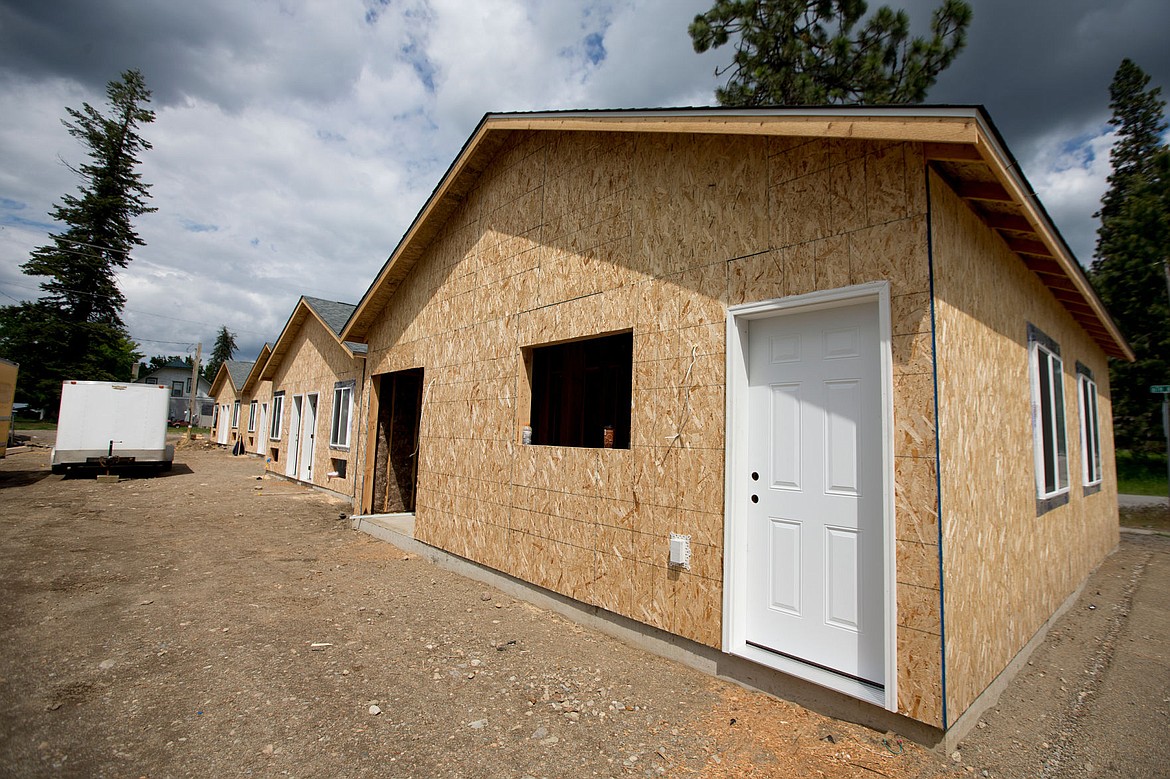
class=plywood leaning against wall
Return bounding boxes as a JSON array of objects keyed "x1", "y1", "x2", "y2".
[
  {"x1": 929, "y1": 171, "x2": 1119, "y2": 722},
  {"x1": 358, "y1": 129, "x2": 948, "y2": 726}
]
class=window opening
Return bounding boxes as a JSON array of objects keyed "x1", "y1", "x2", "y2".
[
  {"x1": 270, "y1": 392, "x2": 285, "y2": 441},
  {"x1": 1029, "y1": 324, "x2": 1069, "y2": 509},
  {"x1": 1077, "y1": 363, "x2": 1103, "y2": 489},
  {"x1": 331, "y1": 381, "x2": 354, "y2": 448},
  {"x1": 248, "y1": 400, "x2": 258, "y2": 433},
  {"x1": 529, "y1": 331, "x2": 632, "y2": 449}
]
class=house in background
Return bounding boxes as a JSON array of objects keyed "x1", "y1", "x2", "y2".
[
  {"x1": 136, "y1": 358, "x2": 213, "y2": 423},
  {"x1": 337, "y1": 107, "x2": 1131, "y2": 743},
  {"x1": 209, "y1": 360, "x2": 254, "y2": 446},
  {"x1": 258, "y1": 296, "x2": 367, "y2": 497}
]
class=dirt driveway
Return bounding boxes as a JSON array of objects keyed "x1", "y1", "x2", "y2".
[{"x1": 0, "y1": 437, "x2": 1165, "y2": 777}]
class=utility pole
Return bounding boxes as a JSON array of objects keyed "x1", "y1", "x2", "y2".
[{"x1": 187, "y1": 342, "x2": 202, "y2": 440}]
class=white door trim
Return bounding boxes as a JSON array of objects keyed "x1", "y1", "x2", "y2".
[{"x1": 723, "y1": 281, "x2": 897, "y2": 711}]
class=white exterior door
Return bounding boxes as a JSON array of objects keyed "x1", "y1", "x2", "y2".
[
  {"x1": 743, "y1": 299, "x2": 885, "y2": 687},
  {"x1": 256, "y1": 403, "x2": 268, "y2": 455},
  {"x1": 217, "y1": 405, "x2": 230, "y2": 444},
  {"x1": 286, "y1": 395, "x2": 302, "y2": 477},
  {"x1": 297, "y1": 393, "x2": 317, "y2": 482}
]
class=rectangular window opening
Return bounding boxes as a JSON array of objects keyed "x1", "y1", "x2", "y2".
[
  {"x1": 231, "y1": 400, "x2": 241, "y2": 429},
  {"x1": 247, "y1": 400, "x2": 258, "y2": 433},
  {"x1": 270, "y1": 392, "x2": 285, "y2": 441},
  {"x1": 528, "y1": 331, "x2": 633, "y2": 449},
  {"x1": 1029, "y1": 324, "x2": 1069, "y2": 511},
  {"x1": 171, "y1": 380, "x2": 184, "y2": 398},
  {"x1": 330, "y1": 381, "x2": 354, "y2": 449},
  {"x1": 1078, "y1": 364, "x2": 1103, "y2": 490}
]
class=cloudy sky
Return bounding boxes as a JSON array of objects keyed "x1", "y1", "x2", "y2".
[{"x1": 1, "y1": 0, "x2": 1168, "y2": 363}]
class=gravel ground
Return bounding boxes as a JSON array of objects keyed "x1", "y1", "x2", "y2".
[{"x1": 0, "y1": 434, "x2": 1165, "y2": 778}]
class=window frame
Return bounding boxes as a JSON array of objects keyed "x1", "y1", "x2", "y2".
[
  {"x1": 269, "y1": 392, "x2": 285, "y2": 441},
  {"x1": 231, "y1": 400, "x2": 241, "y2": 429},
  {"x1": 1077, "y1": 363, "x2": 1103, "y2": 492},
  {"x1": 171, "y1": 380, "x2": 184, "y2": 398},
  {"x1": 330, "y1": 380, "x2": 355, "y2": 449},
  {"x1": 1028, "y1": 324, "x2": 1070, "y2": 512},
  {"x1": 247, "y1": 400, "x2": 258, "y2": 433}
]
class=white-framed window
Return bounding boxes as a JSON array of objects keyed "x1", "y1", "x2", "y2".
[
  {"x1": 186, "y1": 377, "x2": 193, "y2": 394},
  {"x1": 171, "y1": 380, "x2": 184, "y2": 397},
  {"x1": 1077, "y1": 364, "x2": 1103, "y2": 489},
  {"x1": 1029, "y1": 324, "x2": 1069, "y2": 509},
  {"x1": 247, "y1": 400, "x2": 258, "y2": 433},
  {"x1": 330, "y1": 381, "x2": 354, "y2": 448},
  {"x1": 145, "y1": 377, "x2": 158, "y2": 385},
  {"x1": 270, "y1": 392, "x2": 285, "y2": 441},
  {"x1": 231, "y1": 400, "x2": 241, "y2": 429}
]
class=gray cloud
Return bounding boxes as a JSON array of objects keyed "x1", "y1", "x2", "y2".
[{"x1": 1, "y1": 0, "x2": 1166, "y2": 362}]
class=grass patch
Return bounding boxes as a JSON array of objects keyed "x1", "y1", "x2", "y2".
[{"x1": 1115, "y1": 449, "x2": 1169, "y2": 496}]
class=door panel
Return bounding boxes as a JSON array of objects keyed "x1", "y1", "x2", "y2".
[{"x1": 745, "y1": 301, "x2": 884, "y2": 686}]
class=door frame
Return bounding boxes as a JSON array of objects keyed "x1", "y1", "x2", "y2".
[
  {"x1": 298, "y1": 392, "x2": 318, "y2": 482},
  {"x1": 723, "y1": 281, "x2": 897, "y2": 711},
  {"x1": 286, "y1": 395, "x2": 302, "y2": 478}
]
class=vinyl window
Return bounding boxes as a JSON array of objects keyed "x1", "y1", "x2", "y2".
[
  {"x1": 1077, "y1": 364, "x2": 1103, "y2": 489},
  {"x1": 1029, "y1": 325, "x2": 1069, "y2": 509},
  {"x1": 231, "y1": 400, "x2": 241, "y2": 429},
  {"x1": 247, "y1": 400, "x2": 258, "y2": 433},
  {"x1": 330, "y1": 381, "x2": 354, "y2": 448},
  {"x1": 270, "y1": 392, "x2": 285, "y2": 441},
  {"x1": 171, "y1": 380, "x2": 184, "y2": 397}
]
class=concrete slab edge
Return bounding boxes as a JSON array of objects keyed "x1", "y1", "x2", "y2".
[{"x1": 352, "y1": 515, "x2": 944, "y2": 749}]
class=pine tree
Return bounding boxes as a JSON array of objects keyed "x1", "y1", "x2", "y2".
[
  {"x1": 689, "y1": 0, "x2": 972, "y2": 106},
  {"x1": 1090, "y1": 59, "x2": 1170, "y2": 454},
  {"x1": 0, "y1": 69, "x2": 154, "y2": 414},
  {"x1": 204, "y1": 326, "x2": 238, "y2": 383}
]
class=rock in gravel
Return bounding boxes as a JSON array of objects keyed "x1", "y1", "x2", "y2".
[
  {"x1": 368, "y1": 705, "x2": 382, "y2": 716},
  {"x1": 468, "y1": 719, "x2": 487, "y2": 729},
  {"x1": 531, "y1": 726, "x2": 548, "y2": 740}
]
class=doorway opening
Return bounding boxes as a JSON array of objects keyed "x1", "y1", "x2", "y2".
[{"x1": 367, "y1": 368, "x2": 424, "y2": 514}]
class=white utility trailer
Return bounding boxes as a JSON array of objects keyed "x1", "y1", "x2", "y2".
[{"x1": 51, "y1": 380, "x2": 174, "y2": 474}]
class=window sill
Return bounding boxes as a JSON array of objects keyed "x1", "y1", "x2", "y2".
[
  {"x1": 1083, "y1": 482, "x2": 1102, "y2": 497},
  {"x1": 1036, "y1": 490, "x2": 1070, "y2": 516}
]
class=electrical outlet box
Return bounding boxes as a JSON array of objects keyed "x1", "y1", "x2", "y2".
[{"x1": 669, "y1": 533, "x2": 691, "y2": 570}]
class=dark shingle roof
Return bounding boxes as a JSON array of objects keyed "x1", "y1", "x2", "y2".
[
  {"x1": 302, "y1": 297, "x2": 357, "y2": 337},
  {"x1": 225, "y1": 360, "x2": 254, "y2": 390}
]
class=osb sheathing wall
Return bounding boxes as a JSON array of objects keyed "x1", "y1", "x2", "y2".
[
  {"x1": 212, "y1": 382, "x2": 240, "y2": 444},
  {"x1": 240, "y1": 381, "x2": 272, "y2": 455},
  {"x1": 362, "y1": 130, "x2": 944, "y2": 725},
  {"x1": 929, "y1": 171, "x2": 1119, "y2": 723},
  {"x1": 267, "y1": 320, "x2": 364, "y2": 496}
]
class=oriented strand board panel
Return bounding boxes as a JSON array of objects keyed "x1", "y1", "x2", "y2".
[
  {"x1": 361, "y1": 130, "x2": 942, "y2": 725},
  {"x1": 265, "y1": 317, "x2": 365, "y2": 496},
  {"x1": 930, "y1": 170, "x2": 1119, "y2": 724},
  {"x1": 211, "y1": 382, "x2": 240, "y2": 445}
]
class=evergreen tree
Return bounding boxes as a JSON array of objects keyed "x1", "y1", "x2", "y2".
[
  {"x1": 204, "y1": 326, "x2": 238, "y2": 383},
  {"x1": 0, "y1": 69, "x2": 153, "y2": 414},
  {"x1": 689, "y1": 0, "x2": 972, "y2": 106},
  {"x1": 1090, "y1": 59, "x2": 1170, "y2": 454}
]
